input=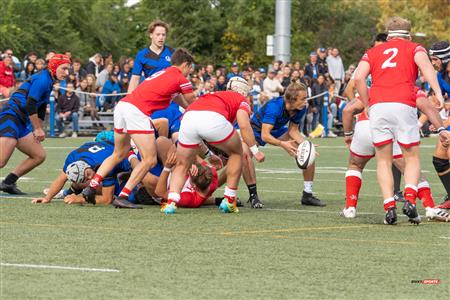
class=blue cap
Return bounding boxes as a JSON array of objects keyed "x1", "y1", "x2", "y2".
[
  {"x1": 319, "y1": 47, "x2": 326, "y2": 52},
  {"x1": 258, "y1": 67, "x2": 266, "y2": 73},
  {"x1": 310, "y1": 51, "x2": 317, "y2": 56},
  {"x1": 231, "y1": 62, "x2": 239, "y2": 67}
]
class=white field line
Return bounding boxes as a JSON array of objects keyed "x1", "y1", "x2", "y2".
[
  {"x1": 0, "y1": 262, "x2": 119, "y2": 273},
  {"x1": 438, "y1": 236, "x2": 450, "y2": 240}
]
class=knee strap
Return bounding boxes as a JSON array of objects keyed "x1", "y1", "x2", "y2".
[{"x1": 432, "y1": 156, "x2": 449, "y2": 173}]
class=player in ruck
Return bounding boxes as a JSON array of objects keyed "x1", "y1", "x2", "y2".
[
  {"x1": 354, "y1": 16, "x2": 448, "y2": 224},
  {"x1": 81, "y1": 48, "x2": 196, "y2": 208},
  {"x1": 0, "y1": 54, "x2": 71, "y2": 195},
  {"x1": 164, "y1": 77, "x2": 265, "y2": 214}
]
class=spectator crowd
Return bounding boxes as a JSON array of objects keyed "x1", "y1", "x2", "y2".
[{"x1": 1, "y1": 46, "x2": 361, "y2": 138}]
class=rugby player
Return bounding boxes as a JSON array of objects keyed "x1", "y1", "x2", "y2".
[
  {"x1": 0, "y1": 54, "x2": 71, "y2": 195},
  {"x1": 81, "y1": 49, "x2": 196, "y2": 208},
  {"x1": 164, "y1": 77, "x2": 265, "y2": 214},
  {"x1": 242, "y1": 82, "x2": 326, "y2": 208},
  {"x1": 354, "y1": 16, "x2": 448, "y2": 224}
]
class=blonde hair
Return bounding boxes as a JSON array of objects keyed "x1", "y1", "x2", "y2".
[
  {"x1": 284, "y1": 82, "x2": 307, "y2": 103},
  {"x1": 385, "y1": 16, "x2": 411, "y2": 38},
  {"x1": 147, "y1": 20, "x2": 169, "y2": 35}
]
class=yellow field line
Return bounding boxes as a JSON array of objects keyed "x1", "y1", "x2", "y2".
[{"x1": 219, "y1": 224, "x2": 374, "y2": 236}]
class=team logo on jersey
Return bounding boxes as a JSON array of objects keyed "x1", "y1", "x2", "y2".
[{"x1": 165, "y1": 56, "x2": 171, "y2": 62}]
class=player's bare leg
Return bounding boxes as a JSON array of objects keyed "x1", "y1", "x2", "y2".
[
  {"x1": 168, "y1": 146, "x2": 197, "y2": 207},
  {"x1": 399, "y1": 145, "x2": 421, "y2": 224}
]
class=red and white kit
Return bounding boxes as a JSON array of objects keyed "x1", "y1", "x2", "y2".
[
  {"x1": 114, "y1": 66, "x2": 192, "y2": 134},
  {"x1": 361, "y1": 38, "x2": 427, "y2": 147},
  {"x1": 168, "y1": 164, "x2": 219, "y2": 208},
  {"x1": 178, "y1": 91, "x2": 251, "y2": 147}
]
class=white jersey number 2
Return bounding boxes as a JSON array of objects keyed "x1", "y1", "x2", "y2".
[{"x1": 381, "y1": 48, "x2": 398, "y2": 69}]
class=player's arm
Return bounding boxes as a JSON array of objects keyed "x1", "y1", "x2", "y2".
[
  {"x1": 128, "y1": 75, "x2": 140, "y2": 93},
  {"x1": 155, "y1": 151, "x2": 177, "y2": 200},
  {"x1": 237, "y1": 110, "x2": 264, "y2": 162},
  {"x1": 287, "y1": 122, "x2": 304, "y2": 144},
  {"x1": 354, "y1": 61, "x2": 370, "y2": 107},
  {"x1": 342, "y1": 99, "x2": 364, "y2": 146},
  {"x1": 344, "y1": 79, "x2": 356, "y2": 100},
  {"x1": 414, "y1": 51, "x2": 444, "y2": 106},
  {"x1": 173, "y1": 92, "x2": 196, "y2": 109},
  {"x1": 64, "y1": 185, "x2": 114, "y2": 205},
  {"x1": 261, "y1": 123, "x2": 297, "y2": 157},
  {"x1": 32, "y1": 171, "x2": 67, "y2": 204},
  {"x1": 416, "y1": 96, "x2": 445, "y2": 131}
]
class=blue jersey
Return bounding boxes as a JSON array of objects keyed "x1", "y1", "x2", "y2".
[
  {"x1": 132, "y1": 46, "x2": 174, "y2": 78},
  {"x1": 63, "y1": 141, "x2": 131, "y2": 187},
  {"x1": 438, "y1": 72, "x2": 450, "y2": 97},
  {"x1": 251, "y1": 97, "x2": 307, "y2": 132},
  {"x1": 151, "y1": 101, "x2": 183, "y2": 136},
  {"x1": 0, "y1": 69, "x2": 54, "y2": 139}
]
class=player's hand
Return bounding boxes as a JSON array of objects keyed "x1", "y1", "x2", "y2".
[
  {"x1": 436, "y1": 94, "x2": 445, "y2": 110},
  {"x1": 33, "y1": 128, "x2": 45, "y2": 142},
  {"x1": 429, "y1": 124, "x2": 436, "y2": 132},
  {"x1": 439, "y1": 130, "x2": 450, "y2": 148},
  {"x1": 32, "y1": 197, "x2": 51, "y2": 204},
  {"x1": 207, "y1": 154, "x2": 224, "y2": 170},
  {"x1": 64, "y1": 195, "x2": 86, "y2": 205},
  {"x1": 189, "y1": 164, "x2": 199, "y2": 177},
  {"x1": 280, "y1": 140, "x2": 298, "y2": 157},
  {"x1": 164, "y1": 152, "x2": 177, "y2": 168},
  {"x1": 253, "y1": 151, "x2": 265, "y2": 162},
  {"x1": 344, "y1": 136, "x2": 352, "y2": 148}
]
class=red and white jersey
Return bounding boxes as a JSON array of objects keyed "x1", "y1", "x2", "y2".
[
  {"x1": 360, "y1": 38, "x2": 426, "y2": 107},
  {"x1": 168, "y1": 164, "x2": 219, "y2": 208},
  {"x1": 186, "y1": 91, "x2": 251, "y2": 123},
  {"x1": 121, "y1": 66, "x2": 193, "y2": 115}
]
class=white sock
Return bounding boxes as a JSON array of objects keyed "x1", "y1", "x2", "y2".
[
  {"x1": 224, "y1": 186, "x2": 237, "y2": 198},
  {"x1": 304, "y1": 181, "x2": 313, "y2": 194},
  {"x1": 168, "y1": 192, "x2": 180, "y2": 203}
]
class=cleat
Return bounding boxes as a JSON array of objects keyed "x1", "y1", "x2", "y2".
[
  {"x1": 425, "y1": 207, "x2": 449, "y2": 222},
  {"x1": 216, "y1": 197, "x2": 243, "y2": 207},
  {"x1": 384, "y1": 207, "x2": 397, "y2": 225},
  {"x1": 394, "y1": 191, "x2": 405, "y2": 202},
  {"x1": 402, "y1": 201, "x2": 421, "y2": 225},
  {"x1": 112, "y1": 196, "x2": 142, "y2": 209},
  {"x1": 219, "y1": 198, "x2": 239, "y2": 213},
  {"x1": 248, "y1": 194, "x2": 264, "y2": 209},
  {"x1": 134, "y1": 187, "x2": 159, "y2": 205},
  {"x1": 0, "y1": 181, "x2": 26, "y2": 195},
  {"x1": 161, "y1": 202, "x2": 177, "y2": 214},
  {"x1": 301, "y1": 191, "x2": 326, "y2": 207},
  {"x1": 340, "y1": 206, "x2": 356, "y2": 218},
  {"x1": 437, "y1": 197, "x2": 450, "y2": 209},
  {"x1": 81, "y1": 186, "x2": 97, "y2": 205}
]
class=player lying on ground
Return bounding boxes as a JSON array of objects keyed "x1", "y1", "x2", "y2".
[
  {"x1": 354, "y1": 16, "x2": 449, "y2": 225},
  {"x1": 241, "y1": 82, "x2": 325, "y2": 208},
  {"x1": 342, "y1": 95, "x2": 449, "y2": 222},
  {"x1": 0, "y1": 54, "x2": 71, "y2": 195},
  {"x1": 81, "y1": 48, "x2": 196, "y2": 208},
  {"x1": 164, "y1": 77, "x2": 265, "y2": 214}
]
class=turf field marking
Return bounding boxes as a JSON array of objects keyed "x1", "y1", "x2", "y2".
[
  {"x1": 438, "y1": 236, "x2": 450, "y2": 240},
  {"x1": 220, "y1": 224, "x2": 374, "y2": 236},
  {"x1": 0, "y1": 262, "x2": 119, "y2": 273}
]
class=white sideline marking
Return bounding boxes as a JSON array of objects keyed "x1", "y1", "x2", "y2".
[
  {"x1": 438, "y1": 236, "x2": 450, "y2": 240},
  {"x1": 265, "y1": 208, "x2": 376, "y2": 216},
  {"x1": 0, "y1": 262, "x2": 119, "y2": 273}
]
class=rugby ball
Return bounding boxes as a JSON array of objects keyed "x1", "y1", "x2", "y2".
[{"x1": 296, "y1": 140, "x2": 315, "y2": 169}]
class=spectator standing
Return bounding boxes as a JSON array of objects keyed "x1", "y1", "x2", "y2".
[
  {"x1": 316, "y1": 47, "x2": 328, "y2": 72},
  {"x1": 281, "y1": 65, "x2": 292, "y2": 89},
  {"x1": 23, "y1": 51, "x2": 38, "y2": 70},
  {"x1": 55, "y1": 82, "x2": 80, "y2": 138},
  {"x1": 0, "y1": 56, "x2": 15, "y2": 98},
  {"x1": 226, "y1": 62, "x2": 240, "y2": 81},
  {"x1": 85, "y1": 74, "x2": 102, "y2": 127},
  {"x1": 311, "y1": 74, "x2": 328, "y2": 129},
  {"x1": 128, "y1": 20, "x2": 173, "y2": 92},
  {"x1": 263, "y1": 69, "x2": 284, "y2": 100},
  {"x1": 326, "y1": 47, "x2": 345, "y2": 95},
  {"x1": 203, "y1": 64, "x2": 214, "y2": 82},
  {"x1": 305, "y1": 52, "x2": 327, "y2": 79},
  {"x1": 85, "y1": 53, "x2": 103, "y2": 77},
  {"x1": 71, "y1": 58, "x2": 87, "y2": 86},
  {"x1": 76, "y1": 78, "x2": 91, "y2": 116}
]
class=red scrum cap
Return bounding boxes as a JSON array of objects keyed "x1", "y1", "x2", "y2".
[{"x1": 47, "y1": 54, "x2": 71, "y2": 76}]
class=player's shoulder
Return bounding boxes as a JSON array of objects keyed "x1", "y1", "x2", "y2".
[
  {"x1": 136, "y1": 47, "x2": 149, "y2": 58},
  {"x1": 265, "y1": 97, "x2": 284, "y2": 111},
  {"x1": 164, "y1": 45, "x2": 175, "y2": 54}
]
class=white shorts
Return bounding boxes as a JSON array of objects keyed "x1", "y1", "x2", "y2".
[
  {"x1": 178, "y1": 111, "x2": 235, "y2": 148},
  {"x1": 350, "y1": 120, "x2": 402, "y2": 159},
  {"x1": 369, "y1": 102, "x2": 419, "y2": 148},
  {"x1": 114, "y1": 101, "x2": 154, "y2": 134}
]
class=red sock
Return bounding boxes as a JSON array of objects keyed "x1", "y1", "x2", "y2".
[
  {"x1": 89, "y1": 174, "x2": 103, "y2": 189},
  {"x1": 224, "y1": 186, "x2": 237, "y2": 203},
  {"x1": 383, "y1": 197, "x2": 396, "y2": 211},
  {"x1": 119, "y1": 187, "x2": 131, "y2": 198},
  {"x1": 404, "y1": 185, "x2": 417, "y2": 205},
  {"x1": 225, "y1": 195, "x2": 236, "y2": 204},
  {"x1": 345, "y1": 170, "x2": 362, "y2": 208},
  {"x1": 417, "y1": 181, "x2": 435, "y2": 208}
]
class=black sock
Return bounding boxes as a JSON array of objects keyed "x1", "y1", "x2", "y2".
[
  {"x1": 392, "y1": 165, "x2": 402, "y2": 193},
  {"x1": 247, "y1": 184, "x2": 257, "y2": 197},
  {"x1": 3, "y1": 173, "x2": 19, "y2": 185},
  {"x1": 438, "y1": 172, "x2": 450, "y2": 196},
  {"x1": 432, "y1": 156, "x2": 450, "y2": 196}
]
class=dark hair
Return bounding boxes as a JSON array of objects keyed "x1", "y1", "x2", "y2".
[
  {"x1": 147, "y1": 20, "x2": 169, "y2": 35},
  {"x1": 72, "y1": 58, "x2": 82, "y2": 64},
  {"x1": 191, "y1": 162, "x2": 213, "y2": 191},
  {"x1": 374, "y1": 33, "x2": 387, "y2": 43},
  {"x1": 171, "y1": 48, "x2": 195, "y2": 66},
  {"x1": 284, "y1": 82, "x2": 307, "y2": 103}
]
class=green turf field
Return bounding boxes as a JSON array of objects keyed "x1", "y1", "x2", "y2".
[{"x1": 1, "y1": 137, "x2": 449, "y2": 299}]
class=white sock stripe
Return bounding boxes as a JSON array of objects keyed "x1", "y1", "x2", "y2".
[
  {"x1": 168, "y1": 192, "x2": 181, "y2": 202},
  {"x1": 418, "y1": 181, "x2": 430, "y2": 189},
  {"x1": 404, "y1": 184, "x2": 418, "y2": 191},
  {"x1": 345, "y1": 170, "x2": 362, "y2": 179},
  {"x1": 383, "y1": 197, "x2": 395, "y2": 204}
]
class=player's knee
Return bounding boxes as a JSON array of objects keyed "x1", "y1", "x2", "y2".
[
  {"x1": 0, "y1": 158, "x2": 8, "y2": 168},
  {"x1": 142, "y1": 155, "x2": 157, "y2": 169},
  {"x1": 432, "y1": 156, "x2": 449, "y2": 174},
  {"x1": 34, "y1": 151, "x2": 46, "y2": 164}
]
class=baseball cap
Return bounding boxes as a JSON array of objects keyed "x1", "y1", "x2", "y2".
[
  {"x1": 319, "y1": 47, "x2": 326, "y2": 52},
  {"x1": 231, "y1": 62, "x2": 239, "y2": 67},
  {"x1": 310, "y1": 51, "x2": 318, "y2": 57},
  {"x1": 269, "y1": 69, "x2": 276, "y2": 74},
  {"x1": 258, "y1": 67, "x2": 266, "y2": 73}
]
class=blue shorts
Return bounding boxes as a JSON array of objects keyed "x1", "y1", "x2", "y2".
[
  {"x1": 149, "y1": 160, "x2": 163, "y2": 177},
  {"x1": 253, "y1": 126, "x2": 288, "y2": 146},
  {"x1": 0, "y1": 109, "x2": 32, "y2": 139}
]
